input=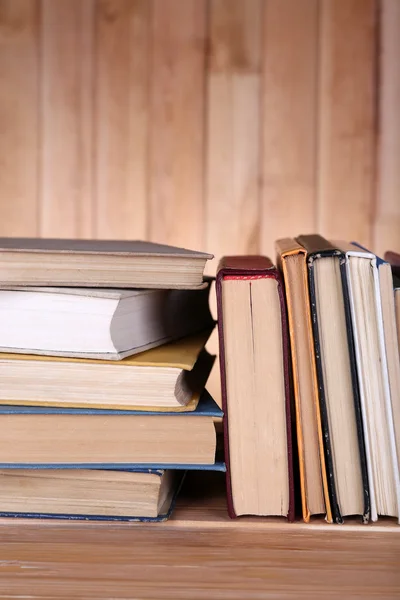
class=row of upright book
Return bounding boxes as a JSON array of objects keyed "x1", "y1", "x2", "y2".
[
  {"x1": 0, "y1": 238, "x2": 222, "y2": 521},
  {"x1": 216, "y1": 235, "x2": 400, "y2": 523},
  {"x1": 0, "y1": 235, "x2": 399, "y2": 524}
]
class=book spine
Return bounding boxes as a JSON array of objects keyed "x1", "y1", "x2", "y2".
[
  {"x1": 276, "y1": 269, "x2": 295, "y2": 522},
  {"x1": 216, "y1": 269, "x2": 236, "y2": 519},
  {"x1": 307, "y1": 258, "x2": 343, "y2": 524},
  {"x1": 339, "y1": 257, "x2": 370, "y2": 523}
]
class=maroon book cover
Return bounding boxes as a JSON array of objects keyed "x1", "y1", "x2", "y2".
[
  {"x1": 216, "y1": 256, "x2": 295, "y2": 521},
  {"x1": 385, "y1": 251, "x2": 400, "y2": 278}
]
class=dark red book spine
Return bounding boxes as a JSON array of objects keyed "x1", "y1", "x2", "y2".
[
  {"x1": 216, "y1": 256, "x2": 295, "y2": 521},
  {"x1": 384, "y1": 251, "x2": 400, "y2": 278}
]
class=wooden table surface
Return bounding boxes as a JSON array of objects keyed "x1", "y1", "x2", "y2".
[{"x1": 0, "y1": 472, "x2": 399, "y2": 599}]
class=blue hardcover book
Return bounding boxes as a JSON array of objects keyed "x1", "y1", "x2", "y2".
[
  {"x1": 0, "y1": 468, "x2": 186, "y2": 522},
  {"x1": 0, "y1": 390, "x2": 225, "y2": 471}
]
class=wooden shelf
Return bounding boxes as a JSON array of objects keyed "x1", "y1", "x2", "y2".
[{"x1": 0, "y1": 472, "x2": 399, "y2": 599}]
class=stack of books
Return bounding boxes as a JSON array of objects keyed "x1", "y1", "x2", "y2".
[
  {"x1": 0, "y1": 238, "x2": 223, "y2": 522},
  {"x1": 217, "y1": 235, "x2": 400, "y2": 524}
]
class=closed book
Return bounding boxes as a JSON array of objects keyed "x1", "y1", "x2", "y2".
[
  {"x1": 394, "y1": 276, "x2": 400, "y2": 350},
  {"x1": 0, "y1": 238, "x2": 213, "y2": 289},
  {"x1": 296, "y1": 235, "x2": 369, "y2": 523},
  {"x1": 0, "y1": 469, "x2": 185, "y2": 522},
  {"x1": 385, "y1": 251, "x2": 400, "y2": 377},
  {"x1": 0, "y1": 390, "x2": 222, "y2": 469},
  {"x1": 276, "y1": 238, "x2": 331, "y2": 522},
  {"x1": 384, "y1": 250, "x2": 400, "y2": 279},
  {"x1": 340, "y1": 242, "x2": 400, "y2": 522},
  {"x1": 0, "y1": 283, "x2": 214, "y2": 360},
  {"x1": 216, "y1": 256, "x2": 294, "y2": 520},
  {"x1": 0, "y1": 329, "x2": 214, "y2": 412}
]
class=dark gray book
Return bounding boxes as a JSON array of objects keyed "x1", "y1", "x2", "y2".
[{"x1": 0, "y1": 237, "x2": 213, "y2": 288}]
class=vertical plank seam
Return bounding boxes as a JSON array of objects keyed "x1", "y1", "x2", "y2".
[
  {"x1": 145, "y1": 0, "x2": 154, "y2": 242},
  {"x1": 256, "y1": 0, "x2": 263, "y2": 255},
  {"x1": 92, "y1": 0, "x2": 99, "y2": 239},
  {"x1": 315, "y1": 0, "x2": 323, "y2": 234},
  {"x1": 37, "y1": 0, "x2": 44, "y2": 237},
  {"x1": 88, "y1": 0, "x2": 96, "y2": 240},
  {"x1": 371, "y1": 0, "x2": 382, "y2": 249},
  {"x1": 202, "y1": 0, "x2": 211, "y2": 252},
  {"x1": 259, "y1": 0, "x2": 266, "y2": 253}
]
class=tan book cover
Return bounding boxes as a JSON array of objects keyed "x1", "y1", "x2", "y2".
[
  {"x1": 0, "y1": 330, "x2": 214, "y2": 412},
  {"x1": 276, "y1": 238, "x2": 332, "y2": 523}
]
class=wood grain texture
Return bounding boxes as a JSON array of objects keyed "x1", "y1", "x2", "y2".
[
  {"x1": 149, "y1": 0, "x2": 206, "y2": 249},
  {"x1": 317, "y1": 0, "x2": 377, "y2": 246},
  {"x1": 0, "y1": 473, "x2": 398, "y2": 599},
  {"x1": 261, "y1": 0, "x2": 318, "y2": 258},
  {"x1": 205, "y1": 0, "x2": 261, "y2": 259},
  {"x1": 40, "y1": 0, "x2": 94, "y2": 238},
  {"x1": 0, "y1": 0, "x2": 39, "y2": 236},
  {"x1": 0, "y1": 0, "x2": 392, "y2": 259},
  {"x1": 95, "y1": 0, "x2": 150, "y2": 240},
  {"x1": 374, "y1": 0, "x2": 400, "y2": 255}
]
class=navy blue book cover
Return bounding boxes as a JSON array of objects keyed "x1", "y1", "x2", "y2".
[
  {"x1": 0, "y1": 469, "x2": 186, "y2": 522},
  {"x1": 0, "y1": 390, "x2": 226, "y2": 472}
]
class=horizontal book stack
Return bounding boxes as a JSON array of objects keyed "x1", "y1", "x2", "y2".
[
  {"x1": 217, "y1": 235, "x2": 400, "y2": 524},
  {"x1": 0, "y1": 238, "x2": 223, "y2": 522}
]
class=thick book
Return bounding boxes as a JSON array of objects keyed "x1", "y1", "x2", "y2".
[
  {"x1": 0, "y1": 469, "x2": 185, "y2": 522},
  {"x1": 0, "y1": 238, "x2": 213, "y2": 289},
  {"x1": 296, "y1": 235, "x2": 369, "y2": 523},
  {"x1": 0, "y1": 283, "x2": 214, "y2": 360},
  {"x1": 340, "y1": 242, "x2": 400, "y2": 522},
  {"x1": 216, "y1": 256, "x2": 294, "y2": 520},
  {"x1": 0, "y1": 330, "x2": 214, "y2": 411},
  {"x1": 0, "y1": 390, "x2": 222, "y2": 468},
  {"x1": 276, "y1": 238, "x2": 331, "y2": 522}
]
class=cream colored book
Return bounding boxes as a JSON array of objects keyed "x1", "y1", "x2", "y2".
[
  {"x1": 0, "y1": 283, "x2": 213, "y2": 359},
  {"x1": 216, "y1": 256, "x2": 294, "y2": 519},
  {"x1": 0, "y1": 469, "x2": 181, "y2": 520},
  {"x1": 0, "y1": 330, "x2": 215, "y2": 411},
  {"x1": 0, "y1": 390, "x2": 220, "y2": 466},
  {"x1": 0, "y1": 238, "x2": 213, "y2": 289},
  {"x1": 336, "y1": 241, "x2": 400, "y2": 523}
]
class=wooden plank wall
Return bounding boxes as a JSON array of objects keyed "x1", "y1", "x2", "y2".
[{"x1": 0, "y1": 0, "x2": 399, "y2": 402}]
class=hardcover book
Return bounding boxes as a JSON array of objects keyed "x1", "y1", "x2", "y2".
[
  {"x1": 340, "y1": 242, "x2": 400, "y2": 522},
  {"x1": 296, "y1": 235, "x2": 369, "y2": 523},
  {"x1": 0, "y1": 329, "x2": 215, "y2": 411},
  {"x1": 0, "y1": 469, "x2": 185, "y2": 522},
  {"x1": 276, "y1": 238, "x2": 331, "y2": 522},
  {"x1": 0, "y1": 283, "x2": 214, "y2": 360},
  {"x1": 385, "y1": 251, "x2": 400, "y2": 279},
  {"x1": 216, "y1": 256, "x2": 294, "y2": 520},
  {"x1": 0, "y1": 238, "x2": 213, "y2": 289},
  {"x1": 0, "y1": 390, "x2": 223, "y2": 469},
  {"x1": 394, "y1": 277, "x2": 400, "y2": 348}
]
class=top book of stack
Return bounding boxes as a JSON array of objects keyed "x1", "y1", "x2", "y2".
[{"x1": 0, "y1": 238, "x2": 213, "y2": 289}]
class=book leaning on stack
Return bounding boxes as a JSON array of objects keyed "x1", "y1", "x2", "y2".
[
  {"x1": 216, "y1": 235, "x2": 400, "y2": 524},
  {"x1": 0, "y1": 238, "x2": 223, "y2": 522}
]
